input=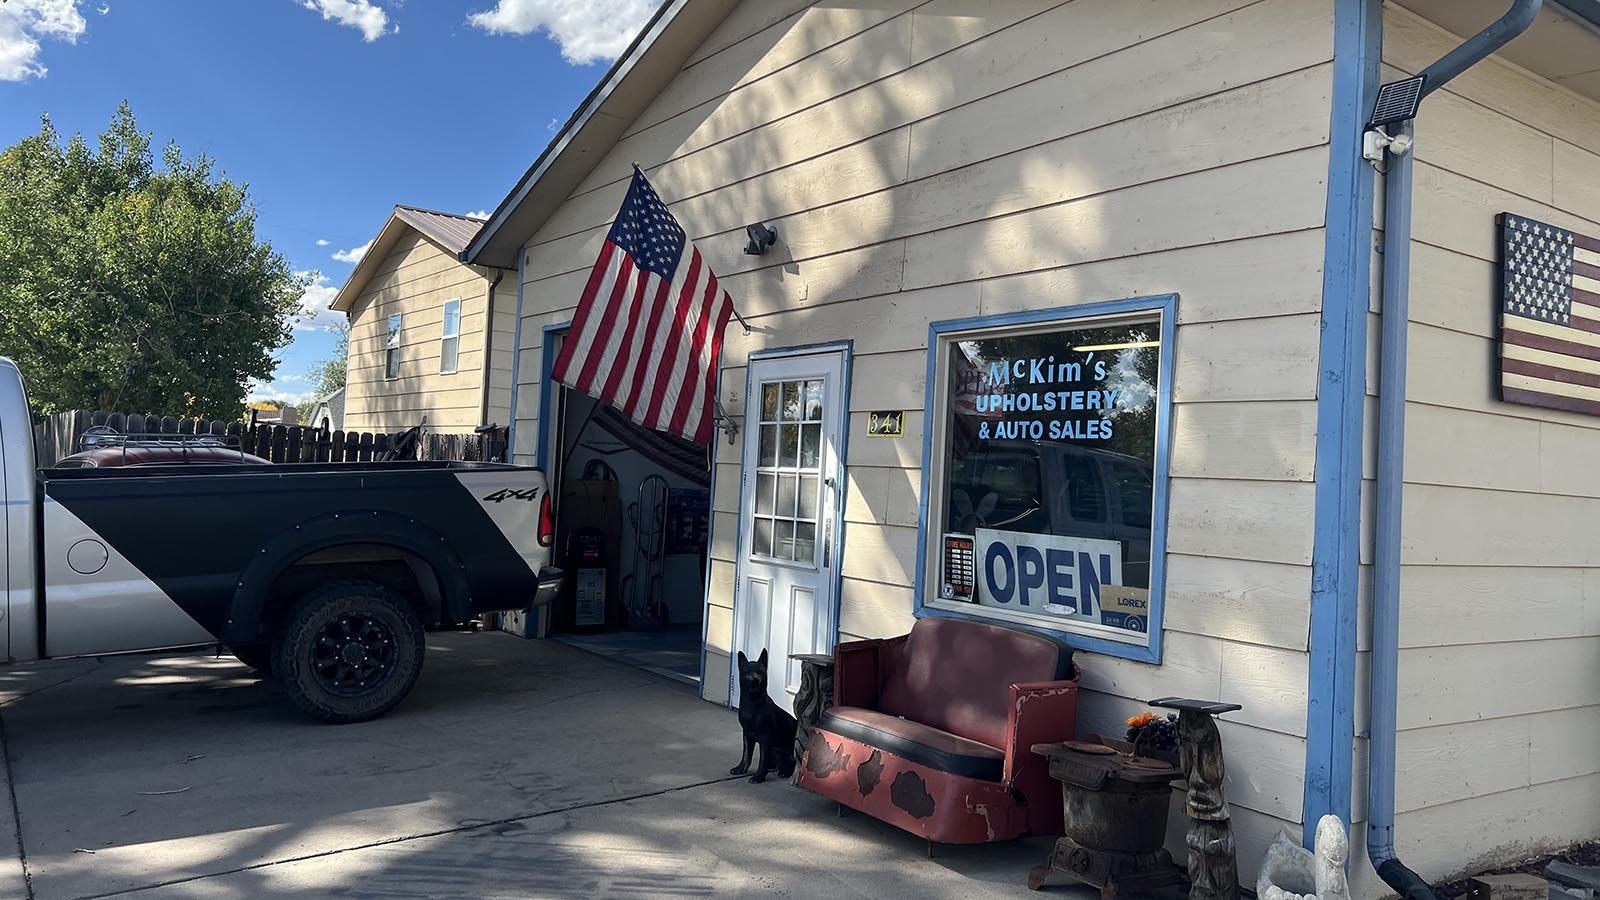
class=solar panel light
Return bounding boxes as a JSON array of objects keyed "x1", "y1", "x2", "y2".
[{"x1": 1368, "y1": 74, "x2": 1425, "y2": 128}]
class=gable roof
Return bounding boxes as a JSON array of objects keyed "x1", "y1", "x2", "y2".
[
  {"x1": 464, "y1": 0, "x2": 740, "y2": 268},
  {"x1": 331, "y1": 205, "x2": 489, "y2": 313},
  {"x1": 394, "y1": 205, "x2": 486, "y2": 254}
]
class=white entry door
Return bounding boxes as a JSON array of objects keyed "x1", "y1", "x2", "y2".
[{"x1": 732, "y1": 348, "x2": 847, "y2": 709}]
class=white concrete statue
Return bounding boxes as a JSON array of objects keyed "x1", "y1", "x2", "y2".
[{"x1": 1257, "y1": 815, "x2": 1351, "y2": 900}]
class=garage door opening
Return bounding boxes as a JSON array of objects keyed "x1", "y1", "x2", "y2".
[{"x1": 536, "y1": 330, "x2": 711, "y2": 688}]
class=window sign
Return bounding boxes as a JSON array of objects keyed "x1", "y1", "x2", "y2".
[{"x1": 924, "y1": 302, "x2": 1172, "y2": 654}]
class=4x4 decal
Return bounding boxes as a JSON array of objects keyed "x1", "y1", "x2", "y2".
[{"x1": 483, "y1": 487, "x2": 540, "y2": 503}]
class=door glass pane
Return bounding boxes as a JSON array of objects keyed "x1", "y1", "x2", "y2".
[
  {"x1": 798, "y1": 475, "x2": 818, "y2": 520},
  {"x1": 804, "y1": 380, "x2": 823, "y2": 420},
  {"x1": 777, "y1": 474, "x2": 798, "y2": 517},
  {"x1": 750, "y1": 374, "x2": 829, "y2": 564},
  {"x1": 781, "y1": 382, "x2": 800, "y2": 421},
  {"x1": 754, "y1": 518, "x2": 773, "y2": 557},
  {"x1": 774, "y1": 520, "x2": 796, "y2": 560},
  {"x1": 755, "y1": 473, "x2": 775, "y2": 515},
  {"x1": 800, "y1": 424, "x2": 820, "y2": 469},
  {"x1": 760, "y1": 425, "x2": 778, "y2": 467},
  {"x1": 761, "y1": 383, "x2": 780, "y2": 420},
  {"x1": 794, "y1": 522, "x2": 817, "y2": 563},
  {"x1": 780, "y1": 424, "x2": 799, "y2": 467}
]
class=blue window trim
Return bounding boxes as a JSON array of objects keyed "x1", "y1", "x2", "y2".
[
  {"x1": 912, "y1": 294, "x2": 1177, "y2": 665},
  {"x1": 1303, "y1": 0, "x2": 1380, "y2": 846}
]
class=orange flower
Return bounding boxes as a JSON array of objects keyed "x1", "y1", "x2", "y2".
[{"x1": 1126, "y1": 712, "x2": 1159, "y2": 728}]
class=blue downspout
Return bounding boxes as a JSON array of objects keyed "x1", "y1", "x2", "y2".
[
  {"x1": 1367, "y1": 3, "x2": 1541, "y2": 898},
  {"x1": 1304, "y1": 0, "x2": 1381, "y2": 847}
]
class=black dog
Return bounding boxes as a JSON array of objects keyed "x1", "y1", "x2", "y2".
[{"x1": 730, "y1": 649, "x2": 797, "y2": 783}]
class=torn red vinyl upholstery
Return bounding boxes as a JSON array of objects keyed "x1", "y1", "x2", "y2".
[{"x1": 796, "y1": 617, "x2": 1079, "y2": 844}]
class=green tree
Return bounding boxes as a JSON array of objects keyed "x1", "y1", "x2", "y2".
[
  {"x1": 0, "y1": 103, "x2": 302, "y2": 416},
  {"x1": 296, "y1": 321, "x2": 349, "y2": 420},
  {"x1": 309, "y1": 320, "x2": 348, "y2": 398}
]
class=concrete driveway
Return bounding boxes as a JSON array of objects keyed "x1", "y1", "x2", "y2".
[{"x1": 0, "y1": 633, "x2": 1067, "y2": 900}]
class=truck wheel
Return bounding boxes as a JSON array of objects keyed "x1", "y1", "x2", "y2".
[
  {"x1": 228, "y1": 643, "x2": 274, "y2": 675},
  {"x1": 273, "y1": 580, "x2": 425, "y2": 724}
]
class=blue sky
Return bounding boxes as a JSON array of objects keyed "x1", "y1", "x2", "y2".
[{"x1": 0, "y1": 0, "x2": 658, "y2": 404}]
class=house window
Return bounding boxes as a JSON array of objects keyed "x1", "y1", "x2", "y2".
[
  {"x1": 386, "y1": 314, "x2": 402, "y2": 379},
  {"x1": 440, "y1": 299, "x2": 462, "y2": 374},
  {"x1": 922, "y1": 298, "x2": 1173, "y2": 657}
]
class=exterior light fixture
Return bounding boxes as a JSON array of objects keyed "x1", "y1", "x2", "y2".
[{"x1": 744, "y1": 222, "x2": 778, "y2": 256}]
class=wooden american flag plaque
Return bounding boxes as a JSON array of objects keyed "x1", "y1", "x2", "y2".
[{"x1": 1497, "y1": 212, "x2": 1600, "y2": 416}]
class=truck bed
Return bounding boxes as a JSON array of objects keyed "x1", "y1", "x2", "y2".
[{"x1": 37, "y1": 459, "x2": 550, "y2": 657}]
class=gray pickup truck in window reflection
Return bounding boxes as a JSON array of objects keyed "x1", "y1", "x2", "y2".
[
  {"x1": 946, "y1": 439, "x2": 1154, "y2": 589},
  {"x1": 0, "y1": 358, "x2": 562, "y2": 723}
]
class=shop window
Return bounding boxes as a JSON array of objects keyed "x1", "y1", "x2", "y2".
[{"x1": 922, "y1": 299, "x2": 1173, "y2": 658}]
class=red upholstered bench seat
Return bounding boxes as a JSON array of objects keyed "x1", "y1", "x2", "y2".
[
  {"x1": 819, "y1": 707, "x2": 1004, "y2": 781},
  {"x1": 797, "y1": 616, "x2": 1081, "y2": 844}
]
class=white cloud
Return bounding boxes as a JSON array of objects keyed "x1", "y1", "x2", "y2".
[
  {"x1": 0, "y1": 0, "x2": 89, "y2": 81},
  {"x1": 298, "y1": 0, "x2": 391, "y2": 42},
  {"x1": 247, "y1": 384, "x2": 314, "y2": 405},
  {"x1": 467, "y1": 0, "x2": 656, "y2": 65},
  {"x1": 315, "y1": 238, "x2": 330, "y2": 246},
  {"x1": 465, "y1": 209, "x2": 490, "y2": 220},
  {"x1": 293, "y1": 270, "x2": 345, "y2": 332},
  {"x1": 546, "y1": 117, "x2": 560, "y2": 133},
  {"x1": 331, "y1": 238, "x2": 373, "y2": 264}
]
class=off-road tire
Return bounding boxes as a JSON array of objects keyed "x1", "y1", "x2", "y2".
[
  {"x1": 273, "y1": 580, "x2": 425, "y2": 724},
  {"x1": 228, "y1": 643, "x2": 274, "y2": 676}
]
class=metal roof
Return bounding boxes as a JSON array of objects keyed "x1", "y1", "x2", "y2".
[
  {"x1": 330, "y1": 206, "x2": 495, "y2": 313},
  {"x1": 393, "y1": 205, "x2": 486, "y2": 255}
]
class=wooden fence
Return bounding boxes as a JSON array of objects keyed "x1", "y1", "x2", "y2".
[{"x1": 33, "y1": 410, "x2": 499, "y2": 467}]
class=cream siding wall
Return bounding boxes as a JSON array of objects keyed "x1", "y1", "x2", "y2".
[
  {"x1": 344, "y1": 231, "x2": 499, "y2": 432},
  {"x1": 1342, "y1": 8, "x2": 1600, "y2": 896},
  {"x1": 510, "y1": 0, "x2": 1336, "y2": 881}
]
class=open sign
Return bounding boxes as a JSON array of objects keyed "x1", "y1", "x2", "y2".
[{"x1": 974, "y1": 528, "x2": 1123, "y2": 621}]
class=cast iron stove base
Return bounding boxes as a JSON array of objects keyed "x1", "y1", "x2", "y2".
[{"x1": 1028, "y1": 834, "x2": 1187, "y2": 899}]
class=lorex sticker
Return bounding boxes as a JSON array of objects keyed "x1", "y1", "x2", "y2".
[{"x1": 1098, "y1": 586, "x2": 1151, "y2": 633}]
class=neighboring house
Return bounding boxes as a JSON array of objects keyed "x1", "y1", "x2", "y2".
[
  {"x1": 250, "y1": 405, "x2": 298, "y2": 427},
  {"x1": 332, "y1": 205, "x2": 515, "y2": 433},
  {"x1": 459, "y1": 0, "x2": 1600, "y2": 894},
  {"x1": 306, "y1": 386, "x2": 345, "y2": 432}
]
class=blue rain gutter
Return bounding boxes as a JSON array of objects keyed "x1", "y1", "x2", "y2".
[{"x1": 1367, "y1": 4, "x2": 1541, "y2": 899}]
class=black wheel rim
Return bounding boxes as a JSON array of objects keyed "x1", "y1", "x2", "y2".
[{"x1": 311, "y1": 613, "x2": 396, "y2": 696}]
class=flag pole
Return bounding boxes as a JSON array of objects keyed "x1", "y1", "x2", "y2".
[{"x1": 632, "y1": 161, "x2": 753, "y2": 336}]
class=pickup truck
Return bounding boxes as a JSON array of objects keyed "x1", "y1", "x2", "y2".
[{"x1": 1, "y1": 359, "x2": 562, "y2": 723}]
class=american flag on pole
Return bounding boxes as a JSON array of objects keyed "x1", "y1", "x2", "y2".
[
  {"x1": 552, "y1": 169, "x2": 736, "y2": 444},
  {"x1": 1498, "y1": 212, "x2": 1600, "y2": 416}
]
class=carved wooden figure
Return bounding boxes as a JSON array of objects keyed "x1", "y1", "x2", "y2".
[
  {"x1": 789, "y1": 653, "x2": 835, "y2": 776},
  {"x1": 1150, "y1": 697, "x2": 1243, "y2": 900}
]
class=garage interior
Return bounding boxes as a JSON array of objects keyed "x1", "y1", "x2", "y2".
[{"x1": 544, "y1": 375, "x2": 711, "y2": 688}]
